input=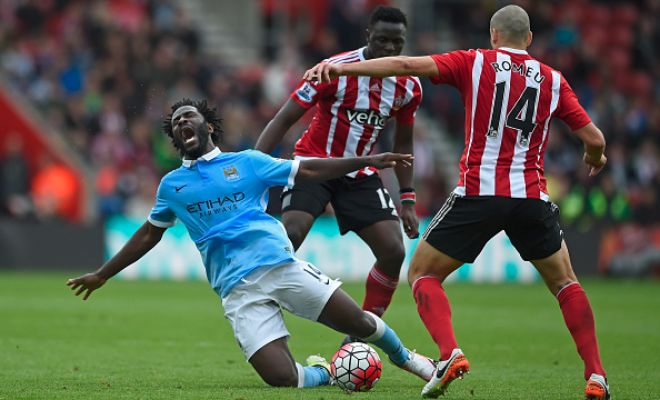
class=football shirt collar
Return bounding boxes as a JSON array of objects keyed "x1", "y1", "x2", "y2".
[
  {"x1": 182, "y1": 147, "x2": 221, "y2": 168},
  {"x1": 358, "y1": 47, "x2": 366, "y2": 61},
  {"x1": 498, "y1": 47, "x2": 528, "y2": 55}
]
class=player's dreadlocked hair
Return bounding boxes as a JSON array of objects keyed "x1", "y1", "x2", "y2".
[
  {"x1": 162, "y1": 98, "x2": 223, "y2": 155},
  {"x1": 368, "y1": 6, "x2": 407, "y2": 28}
]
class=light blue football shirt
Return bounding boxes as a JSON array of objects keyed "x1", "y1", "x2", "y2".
[{"x1": 148, "y1": 147, "x2": 300, "y2": 297}]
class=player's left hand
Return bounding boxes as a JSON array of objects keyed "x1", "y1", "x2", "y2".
[
  {"x1": 66, "y1": 272, "x2": 107, "y2": 300},
  {"x1": 583, "y1": 153, "x2": 607, "y2": 176},
  {"x1": 303, "y1": 62, "x2": 341, "y2": 84},
  {"x1": 369, "y1": 153, "x2": 413, "y2": 169},
  {"x1": 400, "y1": 203, "x2": 420, "y2": 239}
]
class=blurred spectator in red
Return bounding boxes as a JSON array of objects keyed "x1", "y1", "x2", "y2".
[
  {"x1": 31, "y1": 154, "x2": 78, "y2": 221},
  {"x1": 599, "y1": 224, "x2": 660, "y2": 277}
]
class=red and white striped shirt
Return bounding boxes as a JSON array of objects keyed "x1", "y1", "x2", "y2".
[
  {"x1": 430, "y1": 47, "x2": 591, "y2": 200},
  {"x1": 291, "y1": 47, "x2": 423, "y2": 178}
]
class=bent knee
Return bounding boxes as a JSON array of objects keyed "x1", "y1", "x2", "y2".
[
  {"x1": 407, "y1": 259, "x2": 436, "y2": 285},
  {"x1": 406, "y1": 241, "x2": 462, "y2": 285},
  {"x1": 549, "y1": 278, "x2": 579, "y2": 296},
  {"x1": 387, "y1": 243, "x2": 406, "y2": 265},
  {"x1": 376, "y1": 243, "x2": 405, "y2": 273}
]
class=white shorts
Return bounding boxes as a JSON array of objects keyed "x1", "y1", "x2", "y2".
[{"x1": 221, "y1": 260, "x2": 342, "y2": 360}]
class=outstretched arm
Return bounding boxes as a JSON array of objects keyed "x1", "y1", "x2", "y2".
[
  {"x1": 296, "y1": 153, "x2": 413, "y2": 182},
  {"x1": 255, "y1": 98, "x2": 307, "y2": 154},
  {"x1": 573, "y1": 122, "x2": 607, "y2": 176},
  {"x1": 304, "y1": 56, "x2": 438, "y2": 84},
  {"x1": 67, "y1": 222, "x2": 166, "y2": 300}
]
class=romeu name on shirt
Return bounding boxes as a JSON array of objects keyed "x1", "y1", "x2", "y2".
[{"x1": 430, "y1": 48, "x2": 591, "y2": 200}]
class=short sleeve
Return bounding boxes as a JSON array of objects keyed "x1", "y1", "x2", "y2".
[
  {"x1": 290, "y1": 79, "x2": 331, "y2": 109},
  {"x1": 396, "y1": 80, "x2": 422, "y2": 125},
  {"x1": 247, "y1": 150, "x2": 300, "y2": 187},
  {"x1": 148, "y1": 183, "x2": 176, "y2": 228},
  {"x1": 429, "y1": 50, "x2": 475, "y2": 88},
  {"x1": 555, "y1": 74, "x2": 591, "y2": 131}
]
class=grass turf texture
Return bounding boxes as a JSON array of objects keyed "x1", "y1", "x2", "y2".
[{"x1": 0, "y1": 273, "x2": 658, "y2": 399}]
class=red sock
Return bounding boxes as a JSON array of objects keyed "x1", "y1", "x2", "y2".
[
  {"x1": 412, "y1": 276, "x2": 458, "y2": 360},
  {"x1": 557, "y1": 282, "x2": 606, "y2": 380},
  {"x1": 362, "y1": 264, "x2": 398, "y2": 317}
]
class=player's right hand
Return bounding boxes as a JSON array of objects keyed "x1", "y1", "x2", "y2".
[
  {"x1": 400, "y1": 203, "x2": 420, "y2": 239},
  {"x1": 67, "y1": 272, "x2": 107, "y2": 300},
  {"x1": 583, "y1": 153, "x2": 607, "y2": 176},
  {"x1": 369, "y1": 152, "x2": 414, "y2": 169},
  {"x1": 303, "y1": 62, "x2": 341, "y2": 84}
]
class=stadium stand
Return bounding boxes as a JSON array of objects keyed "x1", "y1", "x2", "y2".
[{"x1": 0, "y1": 0, "x2": 657, "y2": 275}]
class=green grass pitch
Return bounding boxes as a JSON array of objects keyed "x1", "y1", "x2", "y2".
[{"x1": 1, "y1": 272, "x2": 658, "y2": 399}]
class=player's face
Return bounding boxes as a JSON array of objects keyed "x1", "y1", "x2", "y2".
[
  {"x1": 171, "y1": 105, "x2": 212, "y2": 158},
  {"x1": 366, "y1": 21, "x2": 406, "y2": 59}
]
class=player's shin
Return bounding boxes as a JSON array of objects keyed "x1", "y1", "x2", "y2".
[
  {"x1": 361, "y1": 311, "x2": 410, "y2": 364},
  {"x1": 362, "y1": 264, "x2": 398, "y2": 316},
  {"x1": 412, "y1": 276, "x2": 458, "y2": 360},
  {"x1": 556, "y1": 282, "x2": 606, "y2": 380},
  {"x1": 362, "y1": 311, "x2": 437, "y2": 381}
]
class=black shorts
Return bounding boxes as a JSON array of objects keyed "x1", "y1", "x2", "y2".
[
  {"x1": 422, "y1": 194, "x2": 563, "y2": 262},
  {"x1": 281, "y1": 174, "x2": 399, "y2": 235}
]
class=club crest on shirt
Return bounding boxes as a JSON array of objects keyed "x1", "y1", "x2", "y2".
[
  {"x1": 392, "y1": 95, "x2": 406, "y2": 110},
  {"x1": 223, "y1": 165, "x2": 240, "y2": 181},
  {"x1": 296, "y1": 82, "x2": 317, "y2": 103}
]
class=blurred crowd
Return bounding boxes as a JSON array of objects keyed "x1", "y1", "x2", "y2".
[
  {"x1": 0, "y1": 0, "x2": 249, "y2": 220},
  {"x1": 413, "y1": 0, "x2": 659, "y2": 232},
  {"x1": 416, "y1": 0, "x2": 659, "y2": 277},
  {"x1": 0, "y1": 0, "x2": 658, "y2": 239}
]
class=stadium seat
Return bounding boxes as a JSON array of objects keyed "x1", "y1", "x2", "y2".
[
  {"x1": 605, "y1": 47, "x2": 631, "y2": 73},
  {"x1": 613, "y1": 3, "x2": 638, "y2": 26},
  {"x1": 582, "y1": 4, "x2": 611, "y2": 26},
  {"x1": 608, "y1": 26, "x2": 634, "y2": 49}
]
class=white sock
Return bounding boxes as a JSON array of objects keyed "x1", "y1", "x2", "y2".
[
  {"x1": 295, "y1": 362, "x2": 305, "y2": 388},
  {"x1": 363, "y1": 311, "x2": 386, "y2": 341}
]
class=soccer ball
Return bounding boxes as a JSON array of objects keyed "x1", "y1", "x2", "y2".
[{"x1": 330, "y1": 342, "x2": 382, "y2": 392}]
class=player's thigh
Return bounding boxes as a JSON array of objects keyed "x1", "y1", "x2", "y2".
[
  {"x1": 281, "y1": 210, "x2": 315, "y2": 250},
  {"x1": 530, "y1": 240, "x2": 578, "y2": 295},
  {"x1": 266, "y1": 261, "x2": 342, "y2": 322},
  {"x1": 281, "y1": 180, "x2": 334, "y2": 248},
  {"x1": 416, "y1": 194, "x2": 502, "y2": 280},
  {"x1": 356, "y1": 219, "x2": 405, "y2": 271},
  {"x1": 408, "y1": 239, "x2": 464, "y2": 283},
  {"x1": 505, "y1": 199, "x2": 563, "y2": 261},
  {"x1": 248, "y1": 337, "x2": 298, "y2": 387},
  {"x1": 331, "y1": 175, "x2": 399, "y2": 235},
  {"x1": 222, "y1": 274, "x2": 290, "y2": 362},
  {"x1": 505, "y1": 200, "x2": 575, "y2": 294},
  {"x1": 281, "y1": 180, "x2": 333, "y2": 217}
]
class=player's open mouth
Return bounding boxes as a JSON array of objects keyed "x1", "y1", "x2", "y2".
[{"x1": 181, "y1": 127, "x2": 196, "y2": 144}]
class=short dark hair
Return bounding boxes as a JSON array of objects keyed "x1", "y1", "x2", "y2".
[
  {"x1": 162, "y1": 98, "x2": 223, "y2": 155},
  {"x1": 368, "y1": 6, "x2": 407, "y2": 28},
  {"x1": 490, "y1": 5, "x2": 530, "y2": 43}
]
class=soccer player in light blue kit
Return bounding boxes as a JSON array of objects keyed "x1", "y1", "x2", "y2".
[{"x1": 67, "y1": 99, "x2": 436, "y2": 389}]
